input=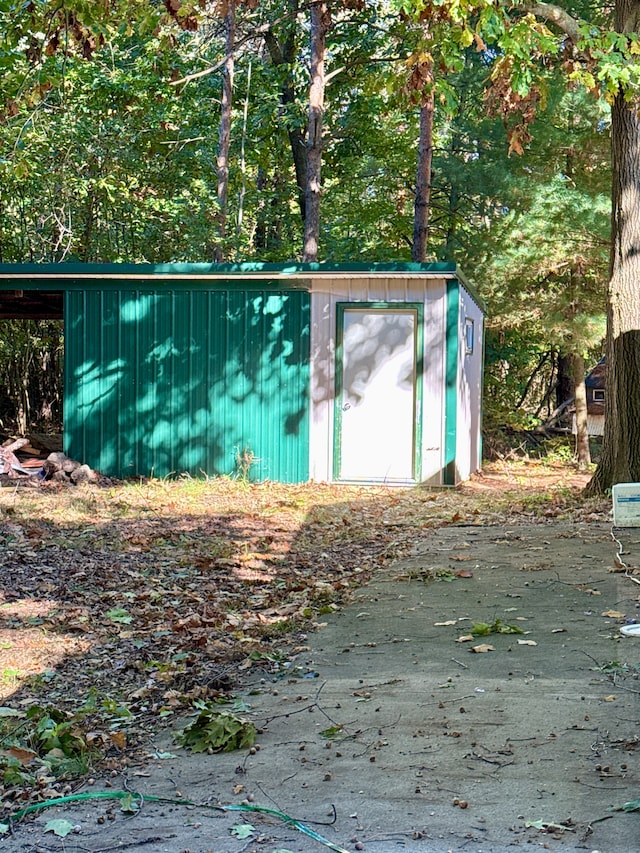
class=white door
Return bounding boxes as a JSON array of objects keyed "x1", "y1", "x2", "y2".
[{"x1": 337, "y1": 308, "x2": 418, "y2": 482}]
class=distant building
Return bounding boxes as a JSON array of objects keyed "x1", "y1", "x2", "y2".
[{"x1": 573, "y1": 358, "x2": 605, "y2": 436}]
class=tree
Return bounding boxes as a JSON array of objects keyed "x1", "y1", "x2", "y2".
[
  {"x1": 303, "y1": 1, "x2": 331, "y2": 262},
  {"x1": 396, "y1": 0, "x2": 640, "y2": 489},
  {"x1": 411, "y1": 63, "x2": 435, "y2": 261},
  {"x1": 215, "y1": 0, "x2": 237, "y2": 261}
]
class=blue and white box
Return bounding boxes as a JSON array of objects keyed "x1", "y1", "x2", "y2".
[{"x1": 612, "y1": 483, "x2": 640, "y2": 527}]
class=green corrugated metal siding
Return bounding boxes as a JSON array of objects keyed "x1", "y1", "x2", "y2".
[
  {"x1": 443, "y1": 279, "x2": 459, "y2": 486},
  {"x1": 64, "y1": 289, "x2": 310, "y2": 482}
]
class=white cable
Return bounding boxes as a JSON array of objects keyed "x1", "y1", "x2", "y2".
[{"x1": 611, "y1": 526, "x2": 640, "y2": 586}]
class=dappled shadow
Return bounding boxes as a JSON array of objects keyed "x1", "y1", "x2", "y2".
[
  {"x1": 65, "y1": 289, "x2": 310, "y2": 482},
  {"x1": 0, "y1": 469, "x2": 607, "y2": 819}
]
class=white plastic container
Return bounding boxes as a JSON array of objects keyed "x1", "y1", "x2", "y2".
[{"x1": 612, "y1": 483, "x2": 640, "y2": 527}]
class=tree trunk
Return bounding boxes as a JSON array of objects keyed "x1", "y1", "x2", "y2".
[
  {"x1": 263, "y1": 2, "x2": 307, "y2": 223},
  {"x1": 571, "y1": 353, "x2": 591, "y2": 469},
  {"x1": 215, "y1": 0, "x2": 236, "y2": 262},
  {"x1": 556, "y1": 352, "x2": 573, "y2": 410},
  {"x1": 303, "y1": 1, "x2": 330, "y2": 263},
  {"x1": 412, "y1": 77, "x2": 434, "y2": 262},
  {"x1": 587, "y1": 14, "x2": 640, "y2": 492}
]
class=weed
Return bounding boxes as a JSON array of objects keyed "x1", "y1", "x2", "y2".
[
  {"x1": 234, "y1": 446, "x2": 256, "y2": 484},
  {"x1": 0, "y1": 705, "x2": 100, "y2": 789},
  {"x1": 1, "y1": 667, "x2": 23, "y2": 687}
]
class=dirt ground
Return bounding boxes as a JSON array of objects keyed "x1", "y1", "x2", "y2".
[{"x1": 6, "y1": 517, "x2": 638, "y2": 853}]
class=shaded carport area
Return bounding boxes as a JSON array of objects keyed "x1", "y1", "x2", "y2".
[{"x1": 0, "y1": 290, "x2": 63, "y2": 320}]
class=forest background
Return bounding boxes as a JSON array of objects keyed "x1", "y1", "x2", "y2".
[{"x1": 0, "y1": 0, "x2": 619, "y2": 464}]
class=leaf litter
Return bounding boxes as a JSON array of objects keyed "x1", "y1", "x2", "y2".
[{"x1": 0, "y1": 462, "x2": 610, "y2": 815}]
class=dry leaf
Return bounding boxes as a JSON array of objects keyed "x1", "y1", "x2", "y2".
[
  {"x1": 434, "y1": 620, "x2": 457, "y2": 626},
  {"x1": 456, "y1": 634, "x2": 474, "y2": 643},
  {"x1": 551, "y1": 628, "x2": 566, "y2": 633},
  {"x1": 1, "y1": 746, "x2": 38, "y2": 765},
  {"x1": 454, "y1": 569, "x2": 474, "y2": 578},
  {"x1": 601, "y1": 610, "x2": 625, "y2": 618},
  {"x1": 603, "y1": 695, "x2": 618, "y2": 702},
  {"x1": 109, "y1": 731, "x2": 127, "y2": 750},
  {"x1": 517, "y1": 639, "x2": 537, "y2": 646},
  {"x1": 470, "y1": 644, "x2": 495, "y2": 653}
]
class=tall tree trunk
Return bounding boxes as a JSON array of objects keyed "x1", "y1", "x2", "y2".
[
  {"x1": 303, "y1": 1, "x2": 330, "y2": 263},
  {"x1": 412, "y1": 74, "x2": 434, "y2": 262},
  {"x1": 587, "y1": 3, "x2": 640, "y2": 492},
  {"x1": 571, "y1": 353, "x2": 591, "y2": 469},
  {"x1": 215, "y1": 0, "x2": 236, "y2": 262},
  {"x1": 264, "y1": 1, "x2": 307, "y2": 223},
  {"x1": 236, "y1": 60, "x2": 251, "y2": 256}
]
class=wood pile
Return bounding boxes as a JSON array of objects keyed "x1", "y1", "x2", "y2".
[
  {"x1": 42, "y1": 452, "x2": 99, "y2": 485},
  {"x1": 0, "y1": 438, "x2": 99, "y2": 486}
]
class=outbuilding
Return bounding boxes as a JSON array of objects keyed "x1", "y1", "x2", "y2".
[{"x1": 0, "y1": 262, "x2": 484, "y2": 486}]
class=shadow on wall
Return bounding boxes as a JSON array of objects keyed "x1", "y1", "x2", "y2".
[{"x1": 64, "y1": 290, "x2": 310, "y2": 482}]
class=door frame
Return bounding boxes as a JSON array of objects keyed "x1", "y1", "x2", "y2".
[{"x1": 333, "y1": 301, "x2": 423, "y2": 483}]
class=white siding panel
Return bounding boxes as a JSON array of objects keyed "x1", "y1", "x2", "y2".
[
  {"x1": 420, "y1": 284, "x2": 447, "y2": 485},
  {"x1": 456, "y1": 287, "x2": 484, "y2": 481},
  {"x1": 571, "y1": 414, "x2": 605, "y2": 436}
]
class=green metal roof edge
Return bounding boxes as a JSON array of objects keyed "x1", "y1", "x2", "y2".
[
  {"x1": 0, "y1": 261, "x2": 485, "y2": 312},
  {"x1": 0, "y1": 260, "x2": 460, "y2": 276}
]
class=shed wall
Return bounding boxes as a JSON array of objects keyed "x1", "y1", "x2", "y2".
[
  {"x1": 309, "y1": 276, "x2": 447, "y2": 484},
  {"x1": 64, "y1": 289, "x2": 310, "y2": 481}
]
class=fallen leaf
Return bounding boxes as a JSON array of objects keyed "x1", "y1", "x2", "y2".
[
  {"x1": 231, "y1": 823, "x2": 255, "y2": 839},
  {"x1": 0, "y1": 746, "x2": 38, "y2": 765},
  {"x1": 456, "y1": 634, "x2": 474, "y2": 643},
  {"x1": 109, "y1": 731, "x2": 126, "y2": 750},
  {"x1": 551, "y1": 628, "x2": 567, "y2": 633},
  {"x1": 470, "y1": 644, "x2": 495, "y2": 653},
  {"x1": 454, "y1": 569, "x2": 474, "y2": 578},
  {"x1": 613, "y1": 797, "x2": 640, "y2": 813},
  {"x1": 603, "y1": 695, "x2": 618, "y2": 702},
  {"x1": 601, "y1": 610, "x2": 625, "y2": 618},
  {"x1": 44, "y1": 819, "x2": 75, "y2": 838},
  {"x1": 525, "y1": 819, "x2": 567, "y2": 831},
  {"x1": 106, "y1": 607, "x2": 132, "y2": 624},
  {"x1": 434, "y1": 620, "x2": 457, "y2": 626},
  {"x1": 517, "y1": 639, "x2": 537, "y2": 646}
]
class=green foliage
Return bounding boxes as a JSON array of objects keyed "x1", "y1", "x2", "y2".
[
  {"x1": 0, "y1": 705, "x2": 98, "y2": 790},
  {"x1": 174, "y1": 701, "x2": 257, "y2": 753},
  {"x1": 0, "y1": 321, "x2": 62, "y2": 433},
  {"x1": 471, "y1": 619, "x2": 525, "y2": 636},
  {"x1": 0, "y1": 0, "x2": 626, "y2": 430}
]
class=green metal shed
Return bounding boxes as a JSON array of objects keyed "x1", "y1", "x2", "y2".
[{"x1": 0, "y1": 262, "x2": 484, "y2": 485}]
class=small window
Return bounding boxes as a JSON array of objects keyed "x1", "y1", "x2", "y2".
[
  {"x1": 593, "y1": 389, "x2": 605, "y2": 402},
  {"x1": 464, "y1": 318, "x2": 474, "y2": 354}
]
